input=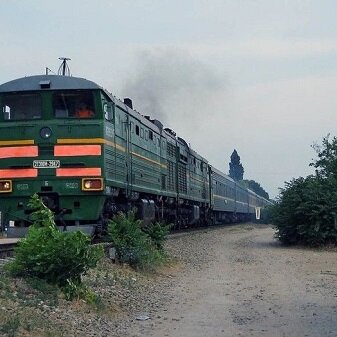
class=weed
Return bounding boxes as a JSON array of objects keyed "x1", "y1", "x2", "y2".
[
  {"x1": 0, "y1": 272, "x2": 11, "y2": 292},
  {"x1": 26, "y1": 277, "x2": 59, "y2": 306},
  {"x1": 0, "y1": 315, "x2": 20, "y2": 337}
]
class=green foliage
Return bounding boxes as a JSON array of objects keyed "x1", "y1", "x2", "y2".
[
  {"x1": 310, "y1": 134, "x2": 337, "y2": 178},
  {"x1": 272, "y1": 175, "x2": 337, "y2": 246},
  {"x1": 229, "y1": 149, "x2": 244, "y2": 181},
  {"x1": 143, "y1": 222, "x2": 171, "y2": 250},
  {"x1": 0, "y1": 316, "x2": 20, "y2": 337},
  {"x1": 107, "y1": 211, "x2": 168, "y2": 271},
  {"x1": 257, "y1": 205, "x2": 273, "y2": 224},
  {"x1": 26, "y1": 277, "x2": 60, "y2": 306},
  {"x1": 0, "y1": 271, "x2": 11, "y2": 292},
  {"x1": 271, "y1": 136, "x2": 337, "y2": 246},
  {"x1": 28, "y1": 193, "x2": 56, "y2": 229},
  {"x1": 242, "y1": 179, "x2": 269, "y2": 200},
  {"x1": 62, "y1": 279, "x2": 100, "y2": 304},
  {"x1": 107, "y1": 211, "x2": 147, "y2": 265},
  {"x1": 8, "y1": 194, "x2": 103, "y2": 297}
]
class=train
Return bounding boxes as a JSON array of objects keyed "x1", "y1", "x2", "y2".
[{"x1": 0, "y1": 66, "x2": 271, "y2": 237}]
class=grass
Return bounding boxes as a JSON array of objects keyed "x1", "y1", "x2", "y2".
[
  {"x1": 0, "y1": 316, "x2": 20, "y2": 337},
  {"x1": 0, "y1": 268, "x2": 67, "y2": 336},
  {"x1": 0, "y1": 257, "x2": 164, "y2": 335},
  {"x1": 84, "y1": 257, "x2": 142, "y2": 295},
  {"x1": 0, "y1": 252, "x2": 176, "y2": 336}
]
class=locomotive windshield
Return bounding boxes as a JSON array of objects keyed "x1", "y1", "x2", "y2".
[
  {"x1": 1, "y1": 93, "x2": 42, "y2": 120},
  {"x1": 53, "y1": 90, "x2": 95, "y2": 118}
]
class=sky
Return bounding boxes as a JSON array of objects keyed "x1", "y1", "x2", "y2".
[{"x1": 2, "y1": 0, "x2": 337, "y2": 199}]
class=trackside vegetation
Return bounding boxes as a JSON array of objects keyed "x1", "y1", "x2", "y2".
[
  {"x1": 6, "y1": 195, "x2": 171, "y2": 302},
  {"x1": 0, "y1": 197, "x2": 172, "y2": 336},
  {"x1": 7, "y1": 194, "x2": 104, "y2": 301},
  {"x1": 107, "y1": 211, "x2": 170, "y2": 271},
  {"x1": 271, "y1": 135, "x2": 337, "y2": 246}
]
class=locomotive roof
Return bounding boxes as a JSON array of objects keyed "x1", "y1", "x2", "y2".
[
  {"x1": 211, "y1": 166, "x2": 236, "y2": 183},
  {"x1": 0, "y1": 74, "x2": 209, "y2": 165},
  {"x1": 0, "y1": 75, "x2": 101, "y2": 93}
]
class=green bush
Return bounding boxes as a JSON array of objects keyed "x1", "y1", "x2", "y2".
[
  {"x1": 143, "y1": 221, "x2": 171, "y2": 250},
  {"x1": 258, "y1": 205, "x2": 273, "y2": 224},
  {"x1": 8, "y1": 194, "x2": 103, "y2": 297},
  {"x1": 272, "y1": 176, "x2": 337, "y2": 246},
  {"x1": 107, "y1": 211, "x2": 168, "y2": 271},
  {"x1": 271, "y1": 135, "x2": 337, "y2": 246}
]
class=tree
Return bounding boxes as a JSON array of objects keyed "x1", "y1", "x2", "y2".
[
  {"x1": 242, "y1": 179, "x2": 269, "y2": 200},
  {"x1": 272, "y1": 176, "x2": 337, "y2": 245},
  {"x1": 271, "y1": 135, "x2": 337, "y2": 246},
  {"x1": 310, "y1": 134, "x2": 337, "y2": 179},
  {"x1": 229, "y1": 149, "x2": 244, "y2": 181}
]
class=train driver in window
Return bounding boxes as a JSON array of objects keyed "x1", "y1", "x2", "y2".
[{"x1": 75, "y1": 103, "x2": 94, "y2": 118}]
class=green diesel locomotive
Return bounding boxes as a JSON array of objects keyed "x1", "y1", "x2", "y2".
[{"x1": 0, "y1": 71, "x2": 270, "y2": 237}]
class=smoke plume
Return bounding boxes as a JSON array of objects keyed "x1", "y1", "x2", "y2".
[{"x1": 123, "y1": 49, "x2": 227, "y2": 135}]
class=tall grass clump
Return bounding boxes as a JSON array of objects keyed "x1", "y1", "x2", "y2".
[{"x1": 8, "y1": 194, "x2": 103, "y2": 300}]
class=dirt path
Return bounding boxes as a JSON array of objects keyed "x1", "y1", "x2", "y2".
[{"x1": 128, "y1": 225, "x2": 337, "y2": 337}]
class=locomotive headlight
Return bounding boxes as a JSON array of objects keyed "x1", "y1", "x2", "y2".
[
  {"x1": 40, "y1": 127, "x2": 52, "y2": 139},
  {"x1": 82, "y1": 178, "x2": 103, "y2": 191},
  {"x1": 0, "y1": 180, "x2": 12, "y2": 193}
]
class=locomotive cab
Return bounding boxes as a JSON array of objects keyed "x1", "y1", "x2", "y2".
[{"x1": 0, "y1": 75, "x2": 106, "y2": 236}]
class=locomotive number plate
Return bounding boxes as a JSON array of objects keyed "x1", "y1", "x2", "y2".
[{"x1": 33, "y1": 160, "x2": 60, "y2": 168}]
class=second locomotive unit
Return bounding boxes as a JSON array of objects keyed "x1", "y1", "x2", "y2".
[{"x1": 0, "y1": 68, "x2": 270, "y2": 236}]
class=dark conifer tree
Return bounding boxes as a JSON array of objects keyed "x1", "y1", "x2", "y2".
[{"x1": 229, "y1": 149, "x2": 244, "y2": 181}]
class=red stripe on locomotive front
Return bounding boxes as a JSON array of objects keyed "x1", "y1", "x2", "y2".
[
  {"x1": 54, "y1": 145, "x2": 101, "y2": 157},
  {"x1": 0, "y1": 146, "x2": 38, "y2": 159},
  {"x1": 56, "y1": 168, "x2": 102, "y2": 177},
  {"x1": 0, "y1": 168, "x2": 38, "y2": 178}
]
